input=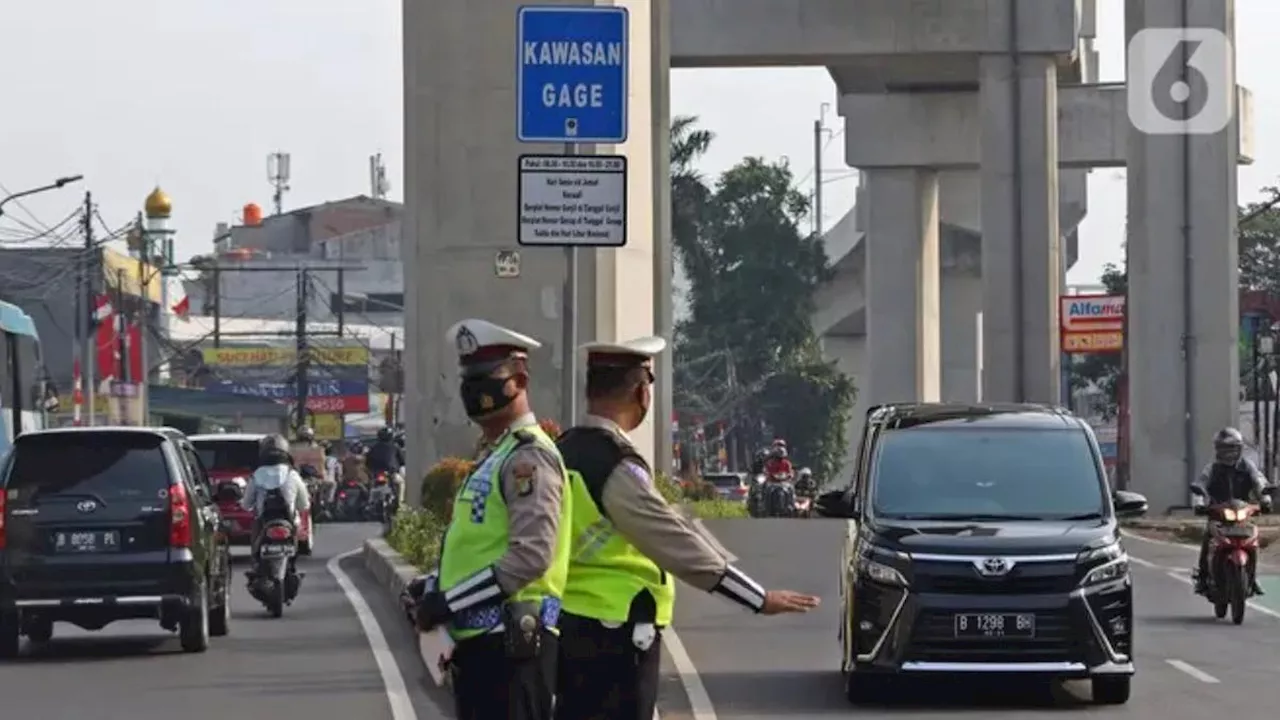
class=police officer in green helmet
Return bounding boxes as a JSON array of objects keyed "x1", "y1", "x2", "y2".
[
  {"x1": 555, "y1": 336, "x2": 820, "y2": 720},
  {"x1": 414, "y1": 318, "x2": 573, "y2": 720}
]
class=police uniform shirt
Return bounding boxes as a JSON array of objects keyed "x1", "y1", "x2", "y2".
[
  {"x1": 444, "y1": 317, "x2": 567, "y2": 599},
  {"x1": 582, "y1": 414, "x2": 766, "y2": 611},
  {"x1": 489, "y1": 411, "x2": 567, "y2": 593}
]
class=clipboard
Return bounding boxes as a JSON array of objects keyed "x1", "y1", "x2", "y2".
[{"x1": 420, "y1": 626, "x2": 455, "y2": 687}]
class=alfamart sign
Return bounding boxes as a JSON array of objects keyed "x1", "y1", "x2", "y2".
[{"x1": 1060, "y1": 294, "x2": 1124, "y2": 353}]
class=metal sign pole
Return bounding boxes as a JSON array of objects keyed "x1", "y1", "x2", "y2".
[{"x1": 561, "y1": 142, "x2": 579, "y2": 427}]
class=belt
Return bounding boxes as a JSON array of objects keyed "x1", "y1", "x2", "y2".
[{"x1": 452, "y1": 596, "x2": 562, "y2": 631}]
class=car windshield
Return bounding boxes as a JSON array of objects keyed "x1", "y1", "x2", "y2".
[
  {"x1": 4, "y1": 432, "x2": 169, "y2": 505},
  {"x1": 870, "y1": 427, "x2": 1106, "y2": 520},
  {"x1": 193, "y1": 440, "x2": 260, "y2": 473}
]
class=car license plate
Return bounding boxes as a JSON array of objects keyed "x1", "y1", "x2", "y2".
[
  {"x1": 261, "y1": 543, "x2": 290, "y2": 556},
  {"x1": 953, "y1": 613, "x2": 1035, "y2": 638},
  {"x1": 54, "y1": 530, "x2": 121, "y2": 553}
]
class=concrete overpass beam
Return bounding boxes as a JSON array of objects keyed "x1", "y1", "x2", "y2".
[
  {"x1": 980, "y1": 54, "x2": 1061, "y2": 403},
  {"x1": 840, "y1": 83, "x2": 1253, "y2": 169},
  {"x1": 864, "y1": 169, "x2": 941, "y2": 405},
  {"x1": 1125, "y1": 0, "x2": 1239, "y2": 513},
  {"x1": 671, "y1": 0, "x2": 1079, "y2": 68}
]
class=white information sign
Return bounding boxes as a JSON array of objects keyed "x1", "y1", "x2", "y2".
[{"x1": 517, "y1": 154, "x2": 627, "y2": 247}]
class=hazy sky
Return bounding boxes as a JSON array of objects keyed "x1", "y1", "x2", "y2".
[{"x1": 1, "y1": 1, "x2": 1275, "y2": 287}]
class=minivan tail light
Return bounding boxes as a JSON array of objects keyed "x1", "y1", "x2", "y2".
[{"x1": 169, "y1": 483, "x2": 192, "y2": 548}]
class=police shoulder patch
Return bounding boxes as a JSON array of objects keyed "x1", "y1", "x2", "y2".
[
  {"x1": 620, "y1": 461, "x2": 651, "y2": 486},
  {"x1": 512, "y1": 460, "x2": 537, "y2": 496}
]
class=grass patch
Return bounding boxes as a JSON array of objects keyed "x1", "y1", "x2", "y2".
[
  {"x1": 686, "y1": 499, "x2": 750, "y2": 519},
  {"x1": 385, "y1": 507, "x2": 445, "y2": 570}
]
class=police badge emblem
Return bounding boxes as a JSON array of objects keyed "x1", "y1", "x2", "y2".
[{"x1": 456, "y1": 326, "x2": 479, "y2": 355}]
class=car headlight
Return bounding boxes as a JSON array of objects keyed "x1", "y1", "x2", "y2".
[
  {"x1": 1077, "y1": 540, "x2": 1124, "y2": 565},
  {"x1": 855, "y1": 557, "x2": 908, "y2": 587},
  {"x1": 1080, "y1": 556, "x2": 1130, "y2": 586}
]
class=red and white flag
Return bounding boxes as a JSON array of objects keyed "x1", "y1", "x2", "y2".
[
  {"x1": 92, "y1": 294, "x2": 113, "y2": 324},
  {"x1": 171, "y1": 295, "x2": 190, "y2": 321}
]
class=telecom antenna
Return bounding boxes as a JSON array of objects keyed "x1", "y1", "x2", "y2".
[
  {"x1": 369, "y1": 153, "x2": 390, "y2": 200},
  {"x1": 267, "y1": 152, "x2": 292, "y2": 215}
]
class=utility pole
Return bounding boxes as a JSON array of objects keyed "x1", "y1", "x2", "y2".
[
  {"x1": 369, "y1": 154, "x2": 390, "y2": 200},
  {"x1": 336, "y1": 267, "x2": 345, "y2": 336},
  {"x1": 81, "y1": 192, "x2": 97, "y2": 425},
  {"x1": 813, "y1": 103, "x2": 831, "y2": 238},
  {"x1": 294, "y1": 269, "x2": 309, "y2": 432},
  {"x1": 211, "y1": 265, "x2": 221, "y2": 347},
  {"x1": 267, "y1": 152, "x2": 291, "y2": 216}
]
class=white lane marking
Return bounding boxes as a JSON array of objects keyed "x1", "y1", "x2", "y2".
[
  {"x1": 1160, "y1": 569, "x2": 1280, "y2": 620},
  {"x1": 1165, "y1": 658, "x2": 1220, "y2": 683},
  {"x1": 329, "y1": 549, "x2": 418, "y2": 720},
  {"x1": 1121, "y1": 528, "x2": 1197, "y2": 551},
  {"x1": 663, "y1": 627, "x2": 719, "y2": 720},
  {"x1": 1128, "y1": 555, "x2": 1158, "y2": 568}
]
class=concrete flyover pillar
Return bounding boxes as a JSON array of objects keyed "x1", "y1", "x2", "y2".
[
  {"x1": 863, "y1": 169, "x2": 941, "y2": 406},
  {"x1": 1125, "y1": 0, "x2": 1239, "y2": 512},
  {"x1": 979, "y1": 53, "x2": 1062, "y2": 404},
  {"x1": 401, "y1": 0, "x2": 661, "y2": 498}
]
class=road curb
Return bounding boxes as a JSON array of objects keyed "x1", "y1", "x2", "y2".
[{"x1": 362, "y1": 537, "x2": 420, "y2": 601}]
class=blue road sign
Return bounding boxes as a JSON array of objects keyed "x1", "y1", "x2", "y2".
[{"x1": 517, "y1": 5, "x2": 628, "y2": 144}]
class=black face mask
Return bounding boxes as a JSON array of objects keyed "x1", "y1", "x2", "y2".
[{"x1": 460, "y1": 376, "x2": 515, "y2": 418}]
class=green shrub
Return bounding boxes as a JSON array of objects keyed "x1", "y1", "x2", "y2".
[
  {"x1": 655, "y1": 472, "x2": 684, "y2": 504},
  {"x1": 386, "y1": 507, "x2": 446, "y2": 570},
  {"x1": 420, "y1": 456, "x2": 475, "y2": 522},
  {"x1": 681, "y1": 479, "x2": 720, "y2": 501},
  {"x1": 687, "y1": 499, "x2": 749, "y2": 519}
]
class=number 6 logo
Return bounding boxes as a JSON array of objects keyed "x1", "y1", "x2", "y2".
[{"x1": 1127, "y1": 28, "x2": 1233, "y2": 135}]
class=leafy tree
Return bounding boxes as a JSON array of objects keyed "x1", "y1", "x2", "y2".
[
  {"x1": 1067, "y1": 262, "x2": 1125, "y2": 415},
  {"x1": 669, "y1": 116, "x2": 855, "y2": 480},
  {"x1": 1240, "y1": 187, "x2": 1280, "y2": 293}
]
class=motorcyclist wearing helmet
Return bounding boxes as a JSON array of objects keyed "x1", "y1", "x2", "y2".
[
  {"x1": 763, "y1": 438, "x2": 794, "y2": 479},
  {"x1": 295, "y1": 425, "x2": 318, "y2": 447},
  {"x1": 794, "y1": 467, "x2": 817, "y2": 496},
  {"x1": 242, "y1": 434, "x2": 311, "y2": 563},
  {"x1": 366, "y1": 426, "x2": 407, "y2": 504},
  {"x1": 1193, "y1": 427, "x2": 1269, "y2": 596}
]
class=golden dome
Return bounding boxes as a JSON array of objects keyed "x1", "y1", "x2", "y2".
[{"x1": 144, "y1": 186, "x2": 172, "y2": 218}]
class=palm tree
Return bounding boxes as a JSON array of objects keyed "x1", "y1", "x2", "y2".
[{"x1": 670, "y1": 116, "x2": 714, "y2": 302}]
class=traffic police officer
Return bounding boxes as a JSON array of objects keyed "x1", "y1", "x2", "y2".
[
  {"x1": 555, "y1": 336, "x2": 820, "y2": 720},
  {"x1": 414, "y1": 318, "x2": 573, "y2": 720}
]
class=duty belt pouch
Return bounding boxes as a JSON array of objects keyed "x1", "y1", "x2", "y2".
[{"x1": 502, "y1": 601, "x2": 542, "y2": 660}]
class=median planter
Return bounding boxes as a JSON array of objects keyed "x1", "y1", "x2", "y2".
[{"x1": 1123, "y1": 516, "x2": 1280, "y2": 547}]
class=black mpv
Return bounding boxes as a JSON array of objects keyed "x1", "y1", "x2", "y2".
[{"x1": 817, "y1": 404, "x2": 1148, "y2": 705}]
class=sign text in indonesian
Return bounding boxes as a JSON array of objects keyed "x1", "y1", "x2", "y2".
[
  {"x1": 1060, "y1": 294, "x2": 1124, "y2": 354},
  {"x1": 518, "y1": 154, "x2": 627, "y2": 247}
]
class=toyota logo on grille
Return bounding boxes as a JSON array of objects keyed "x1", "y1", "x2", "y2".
[
  {"x1": 977, "y1": 557, "x2": 1012, "y2": 576},
  {"x1": 76, "y1": 500, "x2": 98, "y2": 514}
]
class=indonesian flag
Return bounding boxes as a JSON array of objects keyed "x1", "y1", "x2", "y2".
[
  {"x1": 171, "y1": 295, "x2": 190, "y2": 321},
  {"x1": 92, "y1": 294, "x2": 113, "y2": 325}
]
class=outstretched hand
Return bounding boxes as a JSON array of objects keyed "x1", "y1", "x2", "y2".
[{"x1": 761, "y1": 589, "x2": 821, "y2": 615}]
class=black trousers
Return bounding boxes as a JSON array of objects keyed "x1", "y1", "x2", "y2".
[
  {"x1": 555, "y1": 612, "x2": 662, "y2": 720},
  {"x1": 450, "y1": 629, "x2": 558, "y2": 720}
]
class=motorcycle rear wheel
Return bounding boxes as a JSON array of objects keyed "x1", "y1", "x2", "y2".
[{"x1": 269, "y1": 581, "x2": 285, "y2": 619}]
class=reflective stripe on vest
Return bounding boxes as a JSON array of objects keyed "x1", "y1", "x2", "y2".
[
  {"x1": 562, "y1": 469, "x2": 675, "y2": 626},
  {"x1": 437, "y1": 422, "x2": 572, "y2": 640}
]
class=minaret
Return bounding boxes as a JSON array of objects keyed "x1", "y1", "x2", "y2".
[{"x1": 141, "y1": 186, "x2": 174, "y2": 412}]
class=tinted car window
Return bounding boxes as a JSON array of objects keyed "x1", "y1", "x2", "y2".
[
  {"x1": 703, "y1": 474, "x2": 742, "y2": 487},
  {"x1": 870, "y1": 427, "x2": 1105, "y2": 519},
  {"x1": 193, "y1": 440, "x2": 260, "y2": 472},
  {"x1": 5, "y1": 433, "x2": 170, "y2": 504}
]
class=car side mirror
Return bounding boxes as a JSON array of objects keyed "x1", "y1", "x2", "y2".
[
  {"x1": 1112, "y1": 490, "x2": 1148, "y2": 518},
  {"x1": 815, "y1": 489, "x2": 853, "y2": 518}
]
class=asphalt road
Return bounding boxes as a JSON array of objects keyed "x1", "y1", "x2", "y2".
[
  {"x1": 0, "y1": 522, "x2": 441, "y2": 720},
  {"x1": 666, "y1": 518, "x2": 1280, "y2": 718}
]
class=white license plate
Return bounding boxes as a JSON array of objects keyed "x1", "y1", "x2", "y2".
[{"x1": 261, "y1": 544, "x2": 290, "y2": 556}]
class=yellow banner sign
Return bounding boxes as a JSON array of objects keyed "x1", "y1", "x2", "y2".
[
  {"x1": 1062, "y1": 331, "x2": 1123, "y2": 353},
  {"x1": 202, "y1": 346, "x2": 369, "y2": 367},
  {"x1": 311, "y1": 413, "x2": 344, "y2": 440}
]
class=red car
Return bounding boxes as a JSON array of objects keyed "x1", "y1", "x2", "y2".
[{"x1": 190, "y1": 434, "x2": 313, "y2": 555}]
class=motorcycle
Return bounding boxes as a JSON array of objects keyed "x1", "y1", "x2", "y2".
[
  {"x1": 368, "y1": 472, "x2": 396, "y2": 523},
  {"x1": 1190, "y1": 486, "x2": 1260, "y2": 624},
  {"x1": 334, "y1": 480, "x2": 368, "y2": 522},
  {"x1": 246, "y1": 518, "x2": 303, "y2": 618},
  {"x1": 761, "y1": 472, "x2": 797, "y2": 518},
  {"x1": 793, "y1": 471, "x2": 818, "y2": 518},
  {"x1": 299, "y1": 464, "x2": 331, "y2": 522}
]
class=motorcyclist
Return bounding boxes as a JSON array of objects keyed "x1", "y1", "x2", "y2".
[
  {"x1": 319, "y1": 441, "x2": 341, "y2": 505},
  {"x1": 763, "y1": 438, "x2": 794, "y2": 479},
  {"x1": 242, "y1": 434, "x2": 312, "y2": 563},
  {"x1": 366, "y1": 426, "x2": 407, "y2": 504},
  {"x1": 295, "y1": 425, "x2": 318, "y2": 447},
  {"x1": 795, "y1": 467, "x2": 817, "y2": 495},
  {"x1": 1193, "y1": 427, "x2": 1269, "y2": 596}
]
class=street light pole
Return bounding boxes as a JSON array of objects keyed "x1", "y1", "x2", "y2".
[{"x1": 0, "y1": 175, "x2": 85, "y2": 217}]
